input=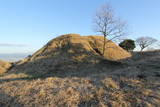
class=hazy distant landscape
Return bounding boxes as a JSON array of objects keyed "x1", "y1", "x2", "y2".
[{"x1": 0, "y1": 53, "x2": 30, "y2": 61}]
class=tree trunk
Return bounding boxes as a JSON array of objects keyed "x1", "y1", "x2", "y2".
[
  {"x1": 102, "y1": 36, "x2": 106, "y2": 56},
  {"x1": 140, "y1": 47, "x2": 145, "y2": 52}
]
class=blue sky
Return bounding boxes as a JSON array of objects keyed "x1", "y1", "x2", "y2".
[{"x1": 0, "y1": 0, "x2": 160, "y2": 54}]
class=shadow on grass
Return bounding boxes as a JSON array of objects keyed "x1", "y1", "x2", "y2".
[{"x1": 0, "y1": 92, "x2": 24, "y2": 107}]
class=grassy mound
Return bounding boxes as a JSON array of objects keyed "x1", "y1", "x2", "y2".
[
  {"x1": 30, "y1": 34, "x2": 131, "y2": 61},
  {"x1": 0, "y1": 34, "x2": 159, "y2": 107},
  {"x1": 8, "y1": 34, "x2": 131, "y2": 78}
]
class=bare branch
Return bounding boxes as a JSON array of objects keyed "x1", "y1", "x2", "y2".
[{"x1": 93, "y1": 3, "x2": 127, "y2": 55}]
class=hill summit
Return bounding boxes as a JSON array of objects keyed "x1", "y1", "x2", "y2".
[{"x1": 31, "y1": 34, "x2": 131, "y2": 61}]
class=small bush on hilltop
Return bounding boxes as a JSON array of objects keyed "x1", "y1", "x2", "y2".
[{"x1": 119, "y1": 39, "x2": 136, "y2": 52}]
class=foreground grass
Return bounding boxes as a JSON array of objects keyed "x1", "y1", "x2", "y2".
[
  {"x1": 0, "y1": 51, "x2": 160, "y2": 107},
  {"x1": 0, "y1": 67, "x2": 160, "y2": 107}
]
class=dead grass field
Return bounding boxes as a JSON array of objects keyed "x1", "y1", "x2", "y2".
[{"x1": 0, "y1": 34, "x2": 159, "y2": 107}]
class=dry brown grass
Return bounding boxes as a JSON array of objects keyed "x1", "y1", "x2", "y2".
[
  {"x1": 0, "y1": 60, "x2": 11, "y2": 74},
  {"x1": 41, "y1": 34, "x2": 131, "y2": 60},
  {"x1": 0, "y1": 75, "x2": 159, "y2": 107},
  {"x1": 0, "y1": 34, "x2": 159, "y2": 107}
]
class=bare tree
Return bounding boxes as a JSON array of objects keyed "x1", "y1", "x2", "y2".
[
  {"x1": 136, "y1": 36, "x2": 158, "y2": 51},
  {"x1": 93, "y1": 3, "x2": 127, "y2": 56}
]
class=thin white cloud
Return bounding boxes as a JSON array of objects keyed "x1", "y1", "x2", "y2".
[{"x1": 0, "y1": 43, "x2": 28, "y2": 47}]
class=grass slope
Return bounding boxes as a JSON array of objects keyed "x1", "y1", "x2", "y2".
[
  {"x1": 0, "y1": 34, "x2": 159, "y2": 107},
  {"x1": 0, "y1": 60, "x2": 11, "y2": 75}
]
